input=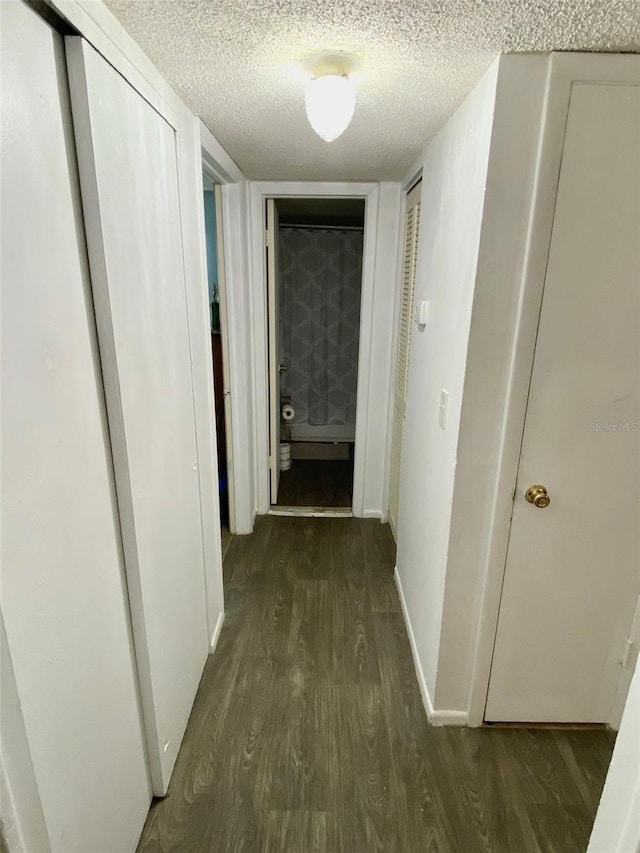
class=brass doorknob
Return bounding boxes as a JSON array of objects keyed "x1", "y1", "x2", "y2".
[{"x1": 525, "y1": 485, "x2": 550, "y2": 508}]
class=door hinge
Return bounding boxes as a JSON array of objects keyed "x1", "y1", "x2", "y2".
[
  {"x1": 265, "y1": 228, "x2": 269, "y2": 247},
  {"x1": 619, "y1": 637, "x2": 633, "y2": 668}
]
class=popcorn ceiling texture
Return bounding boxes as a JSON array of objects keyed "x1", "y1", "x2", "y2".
[{"x1": 105, "y1": 0, "x2": 640, "y2": 180}]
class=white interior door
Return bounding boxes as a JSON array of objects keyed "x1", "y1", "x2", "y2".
[
  {"x1": 1, "y1": 4, "x2": 150, "y2": 850},
  {"x1": 66, "y1": 37, "x2": 208, "y2": 792},
  {"x1": 485, "y1": 82, "x2": 640, "y2": 723},
  {"x1": 389, "y1": 181, "x2": 421, "y2": 537},
  {"x1": 266, "y1": 198, "x2": 281, "y2": 503}
]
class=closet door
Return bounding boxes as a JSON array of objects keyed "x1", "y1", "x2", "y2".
[
  {"x1": 485, "y1": 82, "x2": 640, "y2": 723},
  {"x1": 389, "y1": 182, "x2": 421, "y2": 537},
  {"x1": 1, "y1": 3, "x2": 151, "y2": 851},
  {"x1": 66, "y1": 38, "x2": 208, "y2": 794}
]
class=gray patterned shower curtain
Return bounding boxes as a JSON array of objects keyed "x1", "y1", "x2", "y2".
[{"x1": 279, "y1": 227, "x2": 363, "y2": 426}]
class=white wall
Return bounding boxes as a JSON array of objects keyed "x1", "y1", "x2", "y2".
[
  {"x1": 587, "y1": 657, "x2": 640, "y2": 853},
  {"x1": 395, "y1": 59, "x2": 500, "y2": 705},
  {"x1": 1, "y1": 617, "x2": 50, "y2": 853},
  {"x1": 434, "y1": 56, "x2": 550, "y2": 713}
]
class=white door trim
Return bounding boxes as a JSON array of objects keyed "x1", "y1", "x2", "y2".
[
  {"x1": 213, "y1": 183, "x2": 236, "y2": 530},
  {"x1": 248, "y1": 181, "x2": 398, "y2": 519},
  {"x1": 401, "y1": 156, "x2": 424, "y2": 193},
  {"x1": 466, "y1": 53, "x2": 640, "y2": 727},
  {"x1": 199, "y1": 123, "x2": 255, "y2": 536},
  {"x1": 265, "y1": 198, "x2": 281, "y2": 503},
  {"x1": 199, "y1": 157, "x2": 237, "y2": 535}
]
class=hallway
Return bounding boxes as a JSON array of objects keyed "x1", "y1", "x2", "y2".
[{"x1": 136, "y1": 517, "x2": 614, "y2": 852}]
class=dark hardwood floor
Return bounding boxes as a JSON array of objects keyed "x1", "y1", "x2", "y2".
[
  {"x1": 275, "y1": 459, "x2": 354, "y2": 507},
  {"x1": 137, "y1": 516, "x2": 615, "y2": 853},
  {"x1": 221, "y1": 525, "x2": 233, "y2": 561}
]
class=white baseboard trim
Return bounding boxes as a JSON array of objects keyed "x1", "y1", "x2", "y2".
[
  {"x1": 430, "y1": 710, "x2": 469, "y2": 726},
  {"x1": 394, "y1": 566, "x2": 434, "y2": 719},
  {"x1": 209, "y1": 610, "x2": 224, "y2": 654},
  {"x1": 233, "y1": 506, "x2": 256, "y2": 535},
  {"x1": 361, "y1": 509, "x2": 383, "y2": 519},
  {"x1": 394, "y1": 567, "x2": 469, "y2": 727}
]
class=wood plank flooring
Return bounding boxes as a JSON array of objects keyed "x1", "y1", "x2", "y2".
[
  {"x1": 276, "y1": 460, "x2": 354, "y2": 507},
  {"x1": 136, "y1": 516, "x2": 615, "y2": 853}
]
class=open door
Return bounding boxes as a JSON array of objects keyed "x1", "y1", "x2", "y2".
[{"x1": 266, "y1": 198, "x2": 281, "y2": 503}]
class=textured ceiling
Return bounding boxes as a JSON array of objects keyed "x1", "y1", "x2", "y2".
[{"x1": 105, "y1": 0, "x2": 640, "y2": 181}]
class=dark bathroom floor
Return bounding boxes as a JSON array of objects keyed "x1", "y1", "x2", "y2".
[{"x1": 276, "y1": 458, "x2": 354, "y2": 508}]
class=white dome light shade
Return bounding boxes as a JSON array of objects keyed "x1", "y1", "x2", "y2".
[{"x1": 305, "y1": 75, "x2": 356, "y2": 142}]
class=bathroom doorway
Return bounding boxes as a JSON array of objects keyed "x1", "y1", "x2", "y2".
[{"x1": 267, "y1": 197, "x2": 365, "y2": 512}]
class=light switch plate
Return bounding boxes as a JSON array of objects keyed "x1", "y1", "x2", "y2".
[
  {"x1": 418, "y1": 300, "x2": 430, "y2": 326},
  {"x1": 438, "y1": 389, "x2": 449, "y2": 430}
]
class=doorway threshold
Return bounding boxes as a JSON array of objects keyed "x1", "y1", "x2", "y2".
[{"x1": 268, "y1": 506, "x2": 353, "y2": 518}]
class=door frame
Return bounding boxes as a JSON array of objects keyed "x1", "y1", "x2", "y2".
[
  {"x1": 466, "y1": 54, "x2": 640, "y2": 727},
  {"x1": 249, "y1": 182, "x2": 400, "y2": 519},
  {"x1": 265, "y1": 198, "x2": 281, "y2": 504},
  {"x1": 200, "y1": 159, "x2": 237, "y2": 533},
  {"x1": 265, "y1": 197, "x2": 366, "y2": 509},
  {"x1": 199, "y1": 124, "x2": 247, "y2": 536},
  {"x1": 213, "y1": 183, "x2": 235, "y2": 525}
]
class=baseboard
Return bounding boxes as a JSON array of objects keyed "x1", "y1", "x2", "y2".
[
  {"x1": 394, "y1": 567, "x2": 469, "y2": 727},
  {"x1": 394, "y1": 566, "x2": 434, "y2": 720},
  {"x1": 430, "y1": 710, "x2": 468, "y2": 726},
  {"x1": 209, "y1": 610, "x2": 224, "y2": 654},
  {"x1": 361, "y1": 509, "x2": 383, "y2": 519},
  {"x1": 233, "y1": 507, "x2": 256, "y2": 535}
]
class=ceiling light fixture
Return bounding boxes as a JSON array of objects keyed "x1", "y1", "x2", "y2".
[{"x1": 303, "y1": 52, "x2": 357, "y2": 142}]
